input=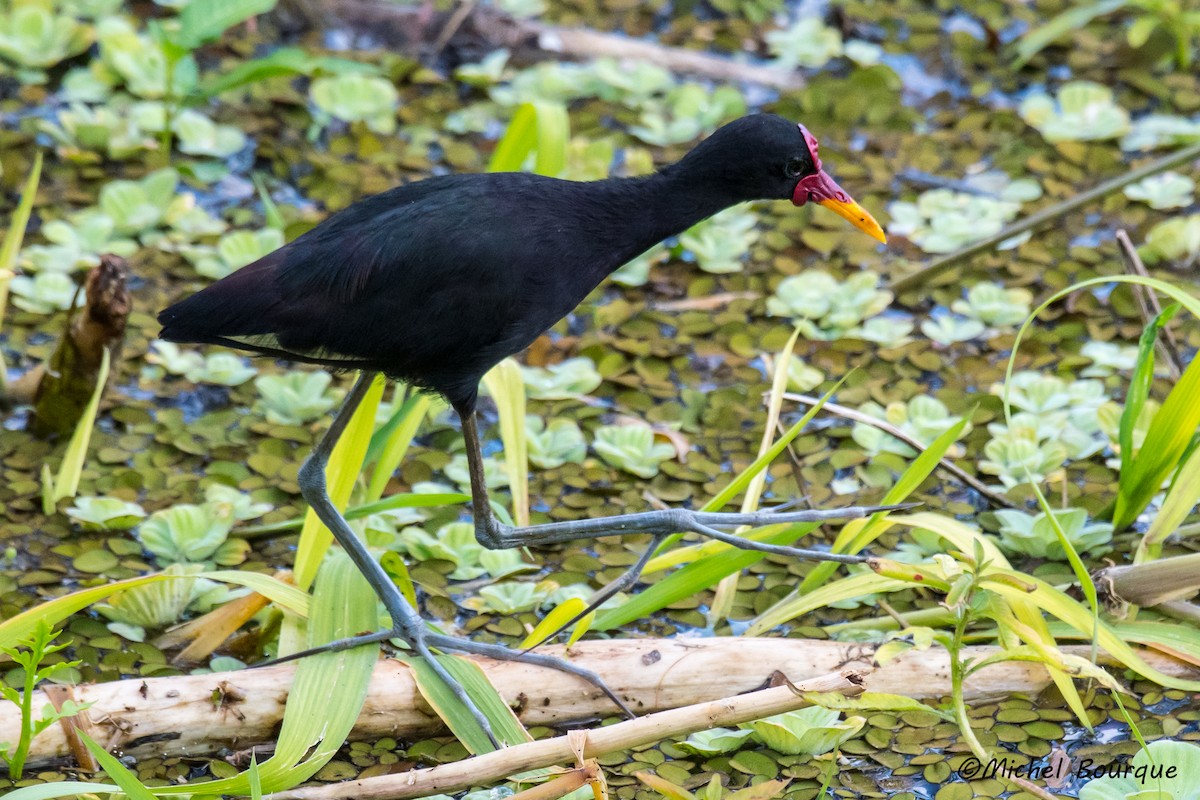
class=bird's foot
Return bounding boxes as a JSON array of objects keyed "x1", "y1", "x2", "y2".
[{"x1": 254, "y1": 626, "x2": 635, "y2": 748}]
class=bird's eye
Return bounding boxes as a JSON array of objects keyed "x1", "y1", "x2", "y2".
[{"x1": 785, "y1": 158, "x2": 806, "y2": 178}]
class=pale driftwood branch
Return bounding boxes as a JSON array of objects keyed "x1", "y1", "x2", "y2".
[
  {"x1": 4, "y1": 638, "x2": 1197, "y2": 771},
  {"x1": 782, "y1": 391, "x2": 1017, "y2": 509},
  {"x1": 1094, "y1": 553, "x2": 1200, "y2": 608},
  {"x1": 266, "y1": 670, "x2": 862, "y2": 800},
  {"x1": 316, "y1": 0, "x2": 805, "y2": 89}
]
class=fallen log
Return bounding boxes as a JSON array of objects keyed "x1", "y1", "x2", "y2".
[
  {"x1": 299, "y1": 0, "x2": 805, "y2": 90},
  {"x1": 3, "y1": 637, "x2": 1195, "y2": 770}
]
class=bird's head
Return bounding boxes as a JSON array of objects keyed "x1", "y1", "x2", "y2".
[{"x1": 693, "y1": 114, "x2": 887, "y2": 244}]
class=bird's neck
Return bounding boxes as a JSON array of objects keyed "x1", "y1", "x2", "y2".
[{"x1": 584, "y1": 167, "x2": 743, "y2": 266}]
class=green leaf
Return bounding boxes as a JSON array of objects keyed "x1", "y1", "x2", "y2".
[
  {"x1": 176, "y1": 0, "x2": 279, "y2": 49},
  {"x1": 488, "y1": 102, "x2": 569, "y2": 177},
  {"x1": 78, "y1": 731, "x2": 158, "y2": 800},
  {"x1": 482, "y1": 358, "x2": 529, "y2": 526},
  {"x1": 1013, "y1": 0, "x2": 1127, "y2": 65},
  {"x1": 0, "y1": 151, "x2": 42, "y2": 330},
  {"x1": 1138, "y1": 444, "x2": 1200, "y2": 561},
  {"x1": 43, "y1": 344, "x2": 110, "y2": 514}
]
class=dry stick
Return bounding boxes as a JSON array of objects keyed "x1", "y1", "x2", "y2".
[
  {"x1": 888, "y1": 141, "x2": 1200, "y2": 294},
  {"x1": 783, "y1": 391, "x2": 1017, "y2": 509},
  {"x1": 266, "y1": 670, "x2": 862, "y2": 800},
  {"x1": 1114, "y1": 228, "x2": 1184, "y2": 380},
  {"x1": 1094, "y1": 552, "x2": 1200, "y2": 607}
]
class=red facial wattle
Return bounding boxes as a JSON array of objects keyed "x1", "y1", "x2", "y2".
[{"x1": 791, "y1": 124, "x2": 887, "y2": 244}]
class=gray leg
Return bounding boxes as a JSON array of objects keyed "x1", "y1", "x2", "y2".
[{"x1": 458, "y1": 409, "x2": 912, "y2": 648}]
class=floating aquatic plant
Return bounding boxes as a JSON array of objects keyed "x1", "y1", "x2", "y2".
[
  {"x1": 1139, "y1": 214, "x2": 1200, "y2": 266},
  {"x1": 138, "y1": 503, "x2": 240, "y2": 565},
  {"x1": 766, "y1": 270, "x2": 892, "y2": 341},
  {"x1": 887, "y1": 189, "x2": 1023, "y2": 254},
  {"x1": 593, "y1": 423, "x2": 676, "y2": 478},
  {"x1": 8, "y1": 271, "x2": 78, "y2": 313},
  {"x1": 852, "y1": 396, "x2": 968, "y2": 459},
  {"x1": 1121, "y1": 114, "x2": 1200, "y2": 151},
  {"x1": 310, "y1": 73, "x2": 399, "y2": 134},
  {"x1": 172, "y1": 109, "x2": 248, "y2": 158},
  {"x1": 677, "y1": 728, "x2": 756, "y2": 756},
  {"x1": 253, "y1": 370, "x2": 338, "y2": 426},
  {"x1": 629, "y1": 84, "x2": 745, "y2": 147},
  {"x1": 611, "y1": 244, "x2": 669, "y2": 287},
  {"x1": 0, "y1": 0, "x2": 91, "y2": 77},
  {"x1": 526, "y1": 416, "x2": 587, "y2": 470},
  {"x1": 443, "y1": 453, "x2": 508, "y2": 491},
  {"x1": 740, "y1": 706, "x2": 865, "y2": 755},
  {"x1": 1019, "y1": 80, "x2": 1130, "y2": 143},
  {"x1": 767, "y1": 16, "x2": 843, "y2": 69},
  {"x1": 920, "y1": 314, "x2": 985, "y2": 345},
  {"x1": 1124, "y1": 172, "x2": 1196, "y2": 210},
  {"x1": 96, "y1": 17, "x2": 197, "y2": 99},
  {"x1": 401, "y1": 522, "x2": 526, "y2": 580},
  {"x1": 39, "y1": 103, "x2": 154, "y2": 161},
  {"x1": 96, "y1": 563, "x2": 204, "y2": 639},
  {"x1": 993, "y1": 507, "x2": 1113, "y2": 560},
  {"x1": 66, "y1": 497, "x2": 147, "y2": 531},
  {"x1": 1079, "y1": 740, "x2": 1200, "y2": 800},
  {"x1": 787, "y1": 358, "x2": 824, "y2": 393},
  {"x1": 98, "y1": 168, "x2": 179, "y2": 236},
  {"x1": 679, "y1": 207, "x2": 759, "y2": 274},
  {"x1": 184, "y1": 353, "x2": 257, "y2": 386},
  {"x1": 465, "y1": 580, "x2": 553, "y2": 614},
  {"x1": 980, "y1": 429, "x2": 1069, "y2": 489},
  {"x1": 183, "y1": 228, "x2": 284, "y2": 280},
  {"x1": 1080, "y1": 340, "x2": 1139, "y2": 377},
  {"x1": 520, "y1": 356, "x2": 602, "y2": 399},
  {"x1": 951, "y1": 281, "x2": 1033, "y2": 327}
]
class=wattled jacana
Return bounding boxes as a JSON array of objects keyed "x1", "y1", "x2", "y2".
[{"x1": 159, "y1": 114, "x2": 890, "y2": 743}]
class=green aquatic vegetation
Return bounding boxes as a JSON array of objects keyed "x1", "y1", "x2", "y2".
[
  {"x1": 951, "y1": 281, "x2": 1033, "y2": 327},
  {"x1": 852, "y1": 396, "x2": 968, "y2": 459},
  {"x1": 1019, "y1": 80, "x2": 1130, "y2": 142},
  {"x1": 611, "y1": 243, "x2": 669, "y2": 287},
  {"x1": 138, "y1": 503, "x2": 244, "y2": 565},
  {"x1": 185, "y1": 352, "x2": 257, "y2": 385},
  {"x1": 496, "y1": 0, "x2": 543, "y2": 19},
  {"x1": 843, "y1": 39, "x2": 884, "y2": 65},
  {"x1": 786, "y1": 358, "x2": 824, "y2": 393},
  {"x1": 8, "y1": 271, "x2": 78, "y2": 313},
  {"x1": 856, "y1": 316, "x2": 915, "y2": 346},
  {"x1": 0, "y1": 622, "x2": 89, "y2": 780},
  {"x1": 95, "y1": 563, "x2": 204, "y2": 639},
  {"x1": 0, "y1": 0, "x2": 91, "y2": 77},
  {"x1": 920, "y1": 314, "x2": 984, "y2": 344},
  {"x1": 96, "y1": 16, "x2": 197, "y2": 99},
  {"x1": 709, "y1": 0, "x2": 781, "y2": 24},
  {"x1": 1082, "y1": 340, "x2": 1141, "y2": 376},
  {"x1": 629, "y1": 84, "x2": 746, "y2": 147},
  {"x1": 1122, "y1": 113, "x2": 1200, "y2": 150},
  {"x1": 677, "y1": 728, "x2": 756, "y2": 756},
  {"x1": 739, "y1": 706, "x2": 865, "y2": 755},
  {"x1": 997, "y1": 371, "x2": 1109, "y2": 435},
  {"x1": 18, "y1": 209, "x2": 137, "y2": 273},
  {"x1": 147, "y1": 340, "x2": 204, "y2": 377},
  {"x1": 593, "y1": 423, "x2": 676, "y2": 478},
  {"x1": 402, "y1": 521, "x2": 527, "y2": 580},
  {"x1": 39, "y1": 103, "x2": 154, "y2": 161},
  {"x1": 98, "y1": 167, "x2": 179, "y2": 236},
  {"x1": 589, "y1": 58, "x2": 675, "y2": 105},
  {"x1": 525, "y1": 416, "x2": 587, "y2": 470},
  {"x1": 1079, "y1": 740, "x2": 1200, "y2": 800},
  {"x1": 767, "y1": 270, "x2": 892, "y2": 341},
  {"x1": 183, "y1": 228, "x2": 285, "y2": 280},
  {"x1": 489, "y1": 61, "x2": 601, "y2": 106},
  {"x1": 993, "y1": 507, "x2": 1113, "y2": 560},
  {"x1": 1124, "y1": 171, "x2": 1196, "y2": 209},
  {"x1": 464, "y1": 581, "x2": 551, "y2": 614},
  {"x1": 204, "y1": 484, "x2": 271, "y2": 522},
  {"x1": 1139, "y1": 214, "x2": 1200, "y2": 266},
  {"x1": 1018, "y1": 0, "x2": 1200, "y2": 70},
  {"x1": 253, "y1": 370, "x2": 337, "y2": 425},
  {"x1": 309, "y1": 73, "x2": 399, "y2": 134},
  {"x1": 887, "y1": 189, "x2": 1023, "y2": 254},
  {"x1": 453, "y1": 49, "x2": 508, "y2": 88},
  {"x1": 66, "y1": 496, "x2": 147, "y2": 531},
  {"x1": 172, "y1": 108, "x2": 248, "y2": 158},
  {"x1": 679, "y1": 207, "x2": 759, "y2": 274},
  {"x1": 979, "y1": 426, "x2": 1070, "y2": 489},
  {"x1": 766, "y1": 15, "x2": 843, "y2": 69},
  {"x1": 443, "y1": 452, "x2": 508, "y2": 491},
  {"x1": 520, "y1": 356, "x2": 602, "y2": 398}
]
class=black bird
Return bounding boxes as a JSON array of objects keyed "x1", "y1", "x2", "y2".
[{"x1": 159, "y1": 113, "x2": 889, "y2": 744}]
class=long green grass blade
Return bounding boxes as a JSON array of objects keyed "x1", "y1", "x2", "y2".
[
  {"x1": 79, "y1": 731, "x2": 159, "y2": 799},
  {"x1": 42, "y1": 348, "x2": 110, "y2": 514},
  {"x1": 482, "y1": 357, "x2": 529, "y2": 526},
  {"x1": 366, "y1": 391, "x2": 431, "y2": 503},
  {"x1": 1137, "y1": 444, "x2": 1200, "y2": 562},
  {"x1": 0, "y1": 150, "x2": 42, "y2": 334},
  {"x1": 745, "y1": 571, "x2": 912, "y2": 636},
  {"x1": 176, "y1": 0, "x2": 278, "y2": 48},
  {"x1": 1013, "y1": 0, "x2": 1126, "y2": 65},
  {"x1": 397, "y1": 652, "x2": 531, "y2": 752}
]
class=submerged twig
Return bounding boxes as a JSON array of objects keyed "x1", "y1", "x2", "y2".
[
  {"x1": 889, "y1": 141, "x2": 1200, "y2": 294},
  {"x1": 1115, "y1": 229, "x2": 1184, "y2": 379},
  {"x1": 782, "y1": 391, "x2": 1017, "y2": 509}
]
